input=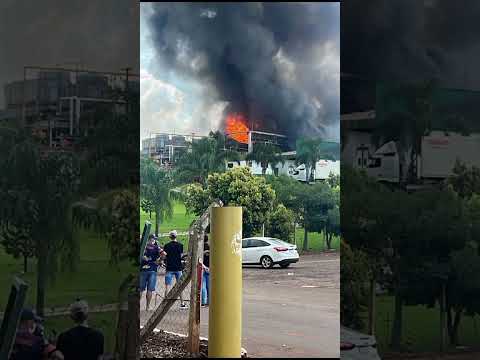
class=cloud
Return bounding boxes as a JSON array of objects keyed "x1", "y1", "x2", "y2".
[
  {"x1": 142, "y1": 3, "x2": 340, "y2": 142},
  {"x1": 0, "y1": 0, "x2": 139, "y2": 108},
  {"x1": 140, "y1": 67, "x2": 228, "y2": 139},
  {"x1": 140, "y1": 68, "x2": 186, "y2": 138}
]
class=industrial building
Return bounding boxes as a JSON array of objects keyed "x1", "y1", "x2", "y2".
[
  {"x1": 3, "y1": 67, "x2": 139, "y2": 150},
  {"x1": 141, "y1": 129, "x2": 291, "y2": 167},
  {"x1": 141, "y1": 133, "x2": 198, "y2": 167}
]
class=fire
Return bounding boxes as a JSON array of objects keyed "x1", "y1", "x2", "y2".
[{"x1": 225, "y1": 113, "x2": 249, "y2": 144}]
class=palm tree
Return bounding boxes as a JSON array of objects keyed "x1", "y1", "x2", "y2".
[
  {"x1": 72, "y1": 187, "x2": 139, "y2": 264},
  {"x1": 0, "y1": 128, "x2": 80, "y2": 316},
  {"x1": 176, "y1": 131, "x2": 241, "y2": 185},
  {"x1": 141, "y1": 156, "x2": 174, "y2": 236},
  {"x1": 374, "y1": 80, "x2": 434, "y2": 183},
  {"x1": 246, "y1": 143, "x2": 284, "y2": 175},
  {"x1": 296, "y1": 138, "x2": 339, "y2": 183}
]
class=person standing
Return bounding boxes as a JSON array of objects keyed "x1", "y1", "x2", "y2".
[
  {"x1": 10, "y1": 308, "x2": 63, "y2": 360},
  {"x1": 201, "y1": 234, "x2": 210, "y2": 307},
  {"x1": 56, "y1": 300, "x2": 104, "y2": 360},
  {"x1": 163, "y1": 230, "x2": 186, "y2": 308},
  {"x1": 139, "y1": 234, "x2": 165, "y2": 311}
]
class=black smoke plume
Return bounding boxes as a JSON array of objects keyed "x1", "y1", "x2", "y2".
[
  {"x1": 145, "y1": 2, "x2": 339, "y2": 141},
  {"x1": 342, "y1": 0, "x2": 480, "y2": 87}
]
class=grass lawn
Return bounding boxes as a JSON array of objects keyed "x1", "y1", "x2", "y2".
[
  {"x1": 0, "y1": 228, "x2": 135, "y2": 353},
  {"x1": 370, "y1": 295, "x2": 480, "y2": 354},
  {"x1": 293, "y1": 229, "x2": 340, "y2": 252},
  {"x1": 140, "y1": 200, "x2": 339, "y2": 252},
  {"x1": 0, "y1": 228, "x2": 135, "y2": 309},
  {"x1": 140, "y1": 201, "x2": 195, "y2": 248}
]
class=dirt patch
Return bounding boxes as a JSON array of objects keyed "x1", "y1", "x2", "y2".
[
  {"x1": 140, "y1": 331, "x2": 208, "y2": 358},
  {"x1": 140, "y1": 330, "x2": 248, "y2": 358}
]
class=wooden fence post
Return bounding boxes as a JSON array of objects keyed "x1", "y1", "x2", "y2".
[
  {"x1": 115, "y1": 274, "x2": 135, "y2": 360},
  {"x1": 139, "y1": 201, "x2": 221, "y2": 344},
  {"x1": 188, "y1": 226, "x2": 204, "y2": 356},
  {"x1": 126, "y1": 290, "x2": 140, "y2": 360},
  {"x1": 0, "y1": 277, "x2": 29, "y2": 360},
  {"x1": 368, "y1": 278, "x2": 376, "y2": 336}
]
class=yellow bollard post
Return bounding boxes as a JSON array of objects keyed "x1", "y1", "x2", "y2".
[{"x1": 209, "y1": 206, "x2": 243, "y2": 358}]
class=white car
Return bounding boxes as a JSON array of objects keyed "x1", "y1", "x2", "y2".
[
  {"x1": 341, "y1": 326, "x2": 381, "y2": 360},
  {"x1": 241, "y1": 237, "x2": 299, "y2": 269}
]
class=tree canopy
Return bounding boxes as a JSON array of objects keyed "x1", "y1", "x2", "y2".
[
  {"x1": 175, "y1": 131, "x2": 241, "y2": 185},
  {"x1": 184, "y1": 167, "x2": 275, "y2": 237},
  {"x1": 140, "y1": 155, "x2": 174, "y2": 235},
  {"x1": 296, "y1": 138, "x2": 339, "y2": 183}
]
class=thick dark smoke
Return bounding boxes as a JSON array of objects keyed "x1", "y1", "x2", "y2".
[
  {"x1": 0, "y1": 0, "x2": 139, "y2": 108},
  {"x1": 145, "y1": 3, "x2": 339, "y2": 141},
  {"x1": 342, "y1": 0, "x2": 480, "y2": 88}
]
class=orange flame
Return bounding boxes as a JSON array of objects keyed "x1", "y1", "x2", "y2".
[{"x1": 225, "y1": 113, "x2": 249, "y2": 144}]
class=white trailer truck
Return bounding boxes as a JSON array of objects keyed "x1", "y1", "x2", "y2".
[
  {"x1": 226, "y1": 159, "x2": 339, "y2": 182},
  {"x1": 352, "y1": 131, "x2": 480, "y2": 183},
  {"x1": 289, "y1": 160, "x2": 340, "y2": 182}
]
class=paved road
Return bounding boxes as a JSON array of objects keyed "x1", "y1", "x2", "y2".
[{"x1": 141, "y1": 252, "x2": 339, "y2": 358}]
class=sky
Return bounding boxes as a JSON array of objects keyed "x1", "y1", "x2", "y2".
[
  {"x1": 140, "y1": 2, "x2": 340, "y2": 143},
  {"x1": 0, "y1": 1, "x2": 139, "y2": 109},
  {"x1": 141, "y1": 8, "x2": 224, "y2": 140}
]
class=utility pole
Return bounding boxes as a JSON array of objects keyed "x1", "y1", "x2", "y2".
[
  {"x1": 440, "y1": 280, "x2": 447, "y2": 352},
  {"x1": 368, "y1": 277, "x2": 376, "y2": 336},
  {"x1": 121, "y1": 67, "x2": 132, "y2": 114},
  {"x1": 22, "y1": 66, "x2": 26, "y2": 128}
]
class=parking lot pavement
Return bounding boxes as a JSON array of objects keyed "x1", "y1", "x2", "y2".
[
  {"x1": 202, "y1": 252, "x2": 339, "y2": 358},
  {"x1": 142, "y1": 252, "x2": 339, "y2": 358}
]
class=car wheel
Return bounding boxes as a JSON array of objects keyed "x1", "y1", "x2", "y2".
[
  {"x1": 260, "y1": 256, "x2": 273, "y2": 269},
  {"x1": 280, "y1": 263, "x2": 290, "y2": 268}
]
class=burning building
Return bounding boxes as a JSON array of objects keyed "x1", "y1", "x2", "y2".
[
  {"x1": 145, "y1": 3, "x2": 339, "y2": 145},
  {"x1": 223, "y1": 112, "x2": 290, "y2": 153}
]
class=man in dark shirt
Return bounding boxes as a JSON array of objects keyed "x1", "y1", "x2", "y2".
[
  {"x1": 140, "y1": 235, "x2": 165, "y2": 311},
  {"x1": 10, "y1": 308, "x2": 63, "y2": 360},
  {"x1": 163, "y1": 230, "x2": 186, "y2": 308},
  {"x1": 56, "y1": 300, "x2": 104, "y2": 360},
  {"x1": 201, "y1": 235, "x2": 210, "y2": 306}
]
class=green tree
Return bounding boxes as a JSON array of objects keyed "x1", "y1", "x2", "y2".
[
  {"x1": 176, "y1": 131, "x2": 241, "y2": 185},
  {"x1": 326, "y1": 172, "x2": 340, "y2": 188},
  {"x1": 325, "y1": 204, "x2": 340, "y2": 249},
  {"x1": 374, "y1": 80, "x2": 435, "y2": 183},
  {"x1": 0, "y1": 132, "x2": 80, "y2": 316},
  {"x1": 444, "y1": 244, "x2": 480, "y2": 345},
  {"x1": 267, "y1": 175, "x2": 337, "y2": 251},
  {"x1": 246, "y1": 143, "x2": 284, "y2": 175},
  {"x1": 296, "y1": 138, "x2": 339, "y2": 183},
  {"x1": 140, "y1": 156, "x2": 174, "y2": 236},
  {"x1": 72, "y1": 188, "x2": 140, "y2": 265},
  {"x1": 447, "y1": 160, "x2": 480, "y2": 199},
  {"x1": 184, "y1": 167, "x2": 275, "y2": 237},
  {"x1": 140, "y1": 198, "x2": 155, "y2": 219},
  {"x1": 0, "y1": 217, "x2": 36, "y2": 273},
  {"x1": 341, "y1": 240, "x2": 371, "y2": 329},
  {"x1": 265, "y1": 204, "x2": 295, "y2": 242},
  {"x1": 78, "y1": 99, "x2": 139, "y2": 193}
]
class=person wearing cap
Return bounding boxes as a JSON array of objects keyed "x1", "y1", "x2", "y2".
[
  {"x1": 163, "y1": 230, "x2": 187, "y2": 308},
  {"x1": 139, "y1": 234, "x2": 166, "y2": 311},
  {"x1": 10, "y1": 308, "x2": 63, "y2": 360},
  {"x1": 55, "y1": 299, "x2": 104, "y2": 360},
  {"x1": 201, "y1": 234, "x2": 210, "y2": 307}
]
